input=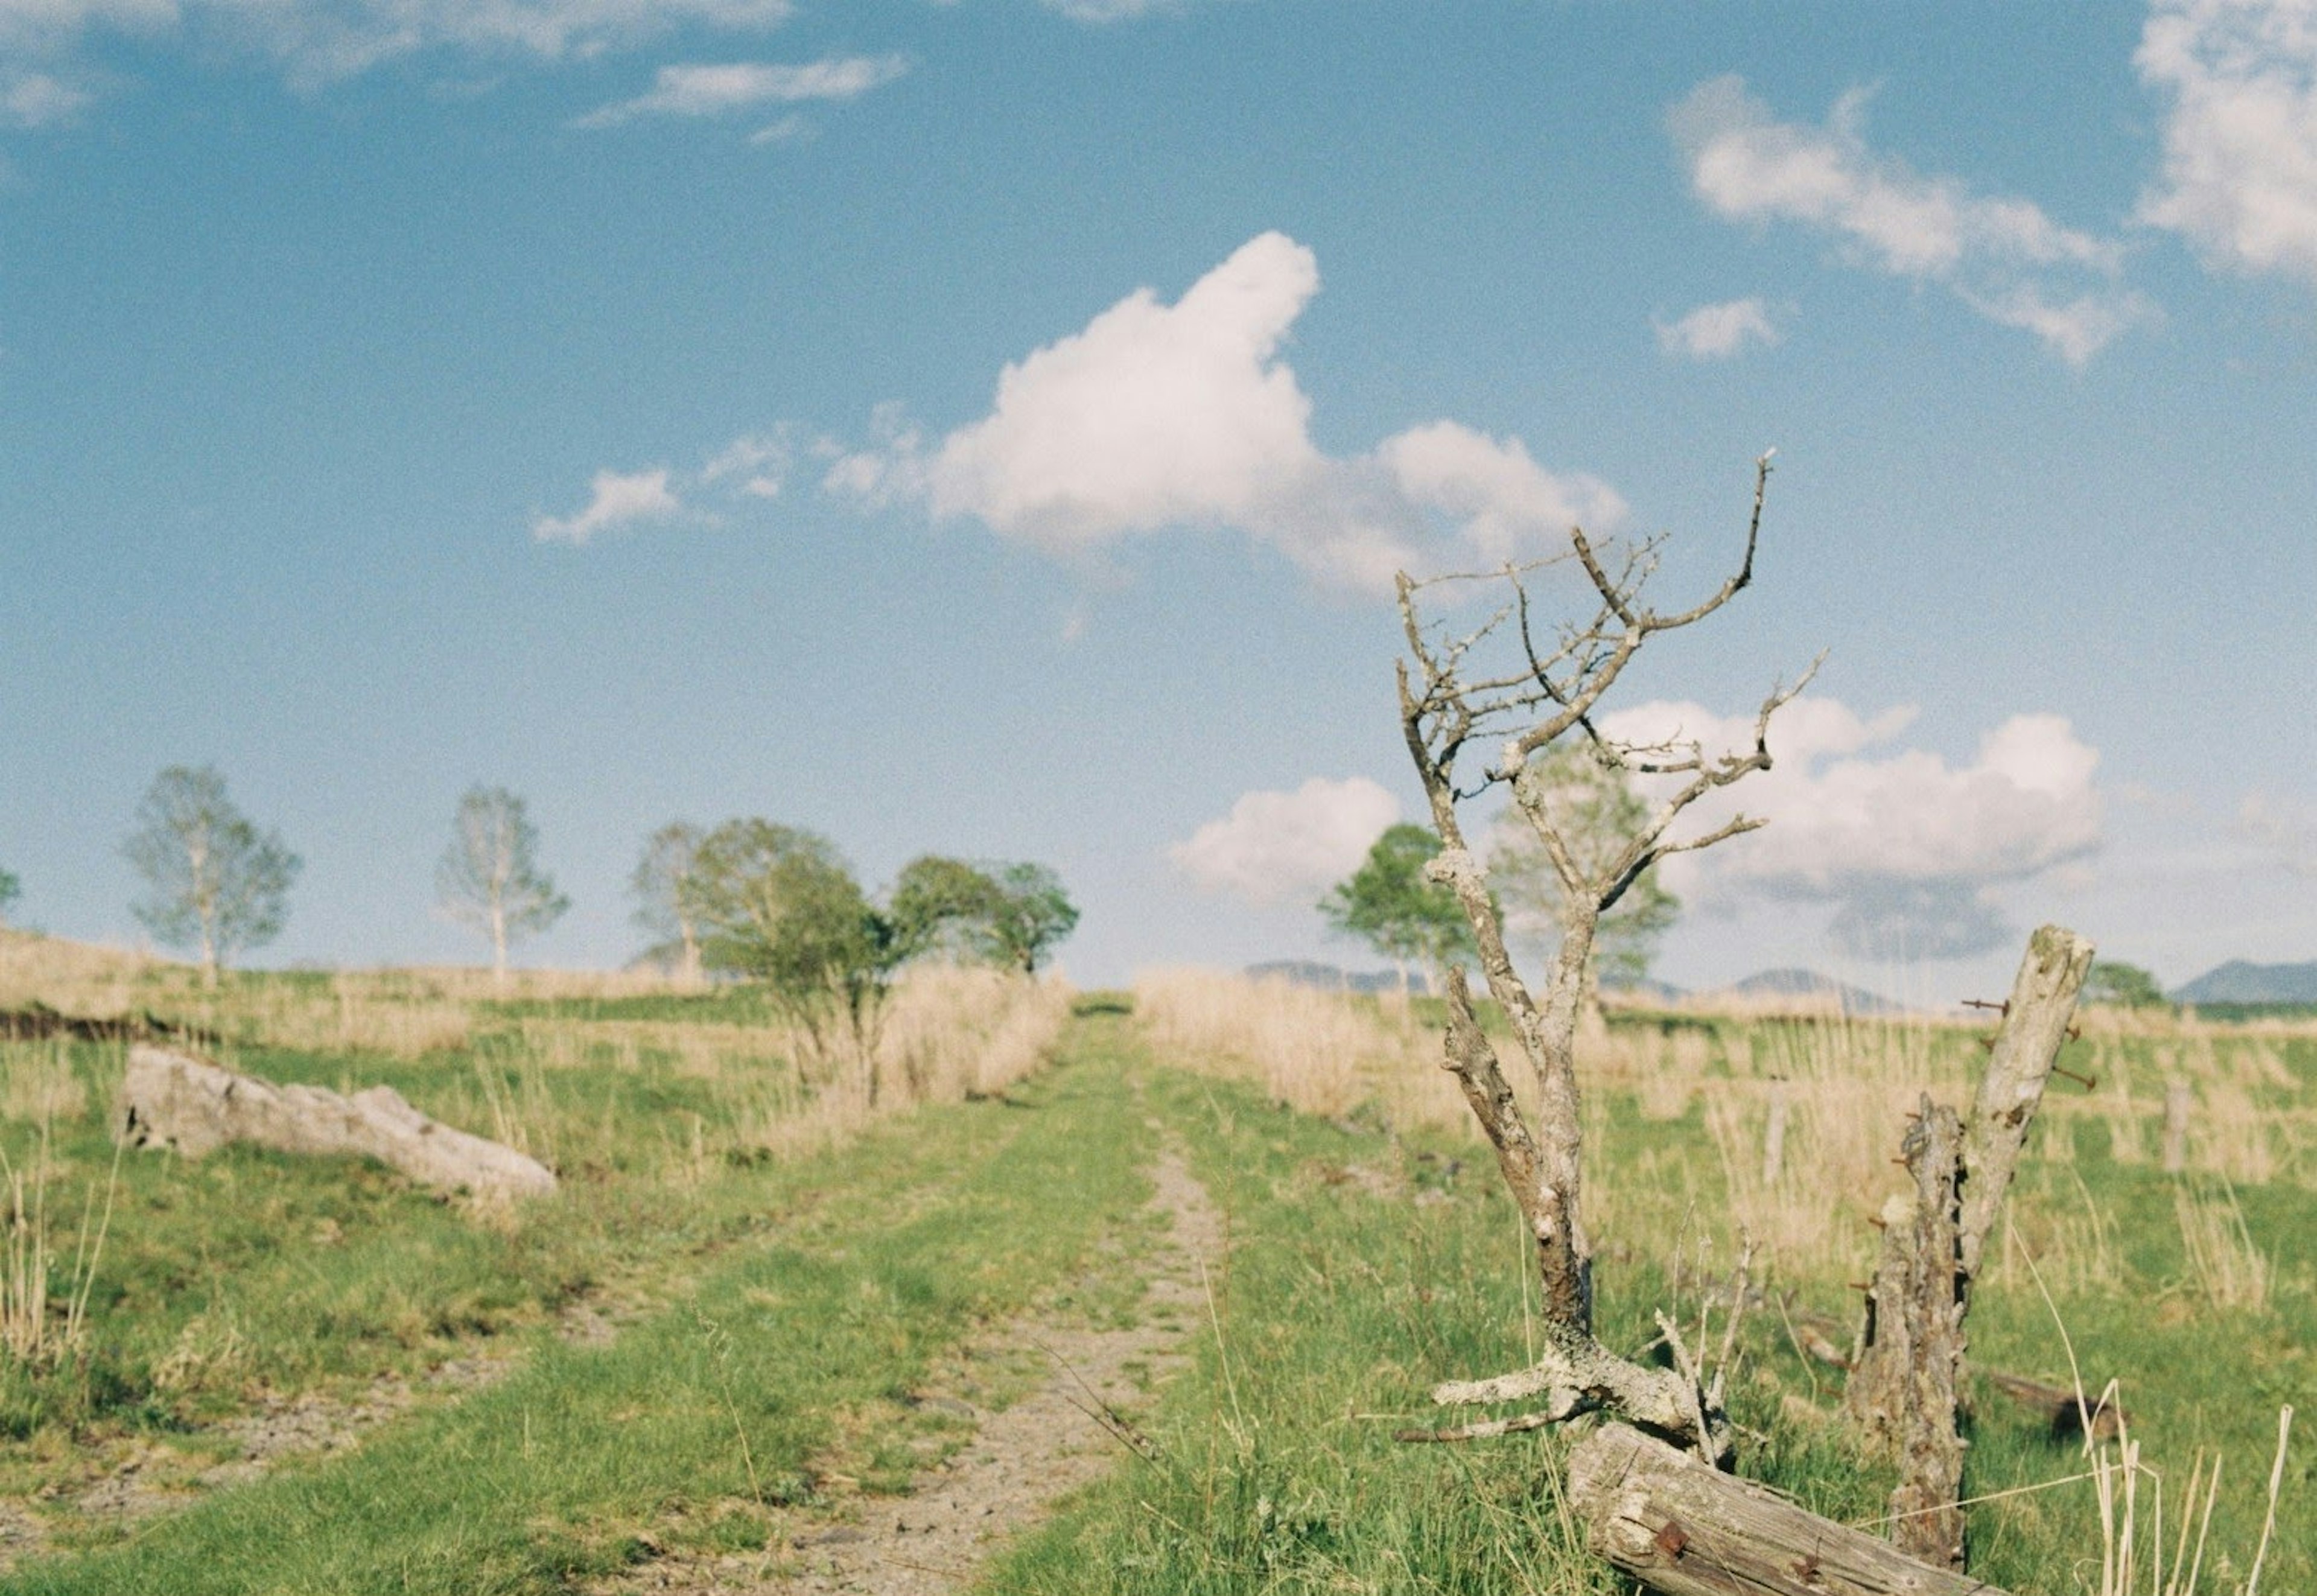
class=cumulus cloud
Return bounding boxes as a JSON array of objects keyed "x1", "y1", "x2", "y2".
[
  {"x1": 1595, "y1": 696, "x2": 2103, "y2": 959},
  {"x1": 531, "y1": 466, "x2": 681, "y2": 544},
  {"x1": 1654, "y1": 297, "x2": 1780, "y2": 359},
  {"x1": 701, "y1": 430, "x2": 789, "y2": 498},
  {"x1": 2137, "y1": 0, "x2": 2317, "y2": 290},
  {"x1": 1169, "y1": 777, "x2": 1401, "y2": 908},
  {"x1": 575, "y1": 53, "x2": 905, "y2": 127},
  {"x1": 2237, "y1": 789, "x2": 2317, "y2": 874},
  {"x1": 0, "y1": 71, "x2": 89, "y2": 127},
  {"x1": 0, "y1": 0, "x2": 798, "y2": 89},
  {"x1": 1669, "y1": 75, "x2": 2153, "y2": 363},
  {"x1": 824, "y1": 232, "x2": 1626, "y2": 592}
]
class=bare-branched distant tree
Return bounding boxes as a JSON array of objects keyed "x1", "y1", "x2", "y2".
[
  {"x1": 124, "y1": 765, "x2": 302, "y2": 987},
  {"x1": 1395, "y1": 454, "x2": 1813, "y2": 1458},
  {"x1": 437, "y1": 786, "x2": 568, "y2": 986},
  {"x1": 630, "y1": 821, "x2": 706, "y2": 986}
]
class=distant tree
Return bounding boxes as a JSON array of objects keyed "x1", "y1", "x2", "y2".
[
  {"x1": 886, "y1": 854, "x2": 1006, "y2": 964},
  {"x1": 436, "y1": 786, "x2": 568, "y2": 985},
  {"x1": 629, "y1": 821, "x2": 706, "y2": 986},
  {"x1": 0, "y1": 866, "x2": 18, "y2": 929},
  {"x1": 972, "y1": 862, "x2": 1079, "y2": 976},
  {"x1": 123, "y1": 765, "x2": 302, "y2": 985},
  {"x1": 2083, "y1": 959, "x2": 2168, "y2": 1008},
  {"x1": 1488, "y1": 743, "x2": 1681, "y2": 996},
  {"x1": 1320, "y1": 824, "x2": 1476, "y2": 993},
  {"x1": 688, "y1": 825, "x2": 1000, "y2": 1092},
  {"x1": 688, "y1": 820, "x2": 892, "y2": 1066}
]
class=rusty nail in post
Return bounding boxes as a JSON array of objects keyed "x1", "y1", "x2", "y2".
[
  {"x1": 1654, "y1": 1521, "x2": 1690, "y2": 1559},
  {"x1": 2053, "y1": 1066, "x2": 2097, "y2": 1090}
]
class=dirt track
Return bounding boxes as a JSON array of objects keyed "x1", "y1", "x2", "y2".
[{"x1": 611, "y1": 1146, "x2": 1221, "y2": 1595}]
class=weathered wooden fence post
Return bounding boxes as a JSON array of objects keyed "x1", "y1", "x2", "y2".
[
  {"x1": 1761, "y1": 1078, "x2": 1789, "y2": 1187},
  {"x1": 1842, "y1": 923, "x2": 2094, "y2": 1566},
  {"x1": 2162, "y1": 1078, "x2": 2192, "y2": 1174}
]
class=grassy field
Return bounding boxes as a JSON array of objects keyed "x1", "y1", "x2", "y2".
[{"x1": 0, "y1": 936, "x2": 2307, "y2": 1592}]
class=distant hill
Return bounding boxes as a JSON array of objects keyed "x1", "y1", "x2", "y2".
[
  {"x1": 1603, "y1": 976, "x2": 1686, "y2": 1006},
  {"x1": 1707, "y1": 968, "x2": 1907, "y2": 1017},
  {"x1": 2172, "y1": 960, "x2": 2317, "y2": 1005},
  {"x1": 1245, "y1": 960, "x2": 1420, "y2": 994}
]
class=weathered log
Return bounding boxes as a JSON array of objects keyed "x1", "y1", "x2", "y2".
[
  {"x1": 117, "y1": 1043, "x2": 556, "y2": 1200},
  {"x1": 1980, "y1": 1369, "x2": 2127, "y2": 1443},
  {"x1": 1566, "y1": 1421, "x2": 2011, "y2": 1596},
  {"x1": 0, "y1": 1001, "x2": 221, "y2": 1048}
]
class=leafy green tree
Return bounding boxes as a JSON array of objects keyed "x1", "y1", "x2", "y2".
[
  {"x1": 971, "y1": 862, "x2": 1079, "y2": 975},
  {"x1": 1320, "y1": 824, "x2": 1476, "y2": 992},
  {"x1": 886, "y1": 854, "x2": 1006, "y2": 964},
  {"x1": 2083, "y1": 959, "x2": 2168, "y2": 1008},
  {"x1": 124, "y1": 765, "x2": 302, "y2": 985},
  {"x1": 1489, "y1": 743, "x2": 1680, "y2": 995},
  {"x1": 437, "y1": 786, "x2": 568, "y2": 985},
  {"x1": 0, "y1": 866, "x2": 18, "y2": 929},
  {"x1": 629, "y1": 821, "x2": 706, "y2": 985},
  {"x1": 690, "y1": 828, "x2": 1038, "y2": 1088}
]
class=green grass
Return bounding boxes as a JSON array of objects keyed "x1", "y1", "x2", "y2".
[
  {"x1": 992, "y1": 1024, "x2": 2313, "y2": 1595},
  {"x1": 1, "y1": 971, "x2": 2307, "y2": 1594},
  {"x1": 2, "y1": 1014, "x2": 1158, "y2": 1594}
]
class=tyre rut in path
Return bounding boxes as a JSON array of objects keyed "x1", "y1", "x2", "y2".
[{"x1": 622, "y1": 1143, "x2": 1222, "y2": 1596}]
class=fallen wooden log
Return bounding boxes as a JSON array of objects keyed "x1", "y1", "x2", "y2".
[
  {"x1": 1981, "y1": 1369, "x2": 2127, "y2": 1444},
  {"x1": 117, "y1": 1043, "x2": 556, "y2": 1200},
  {"x1": 0, "y1": 1001, "x2": 221, "y2": 1048},
  {"x1": 1565, "y1": 1421, "x2": 2012, "y2": 1596}
]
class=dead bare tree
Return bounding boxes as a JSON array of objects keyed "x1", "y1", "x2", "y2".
[{"x1": 1394, "y1": 453, "x2": 1813, "y2": 1459}]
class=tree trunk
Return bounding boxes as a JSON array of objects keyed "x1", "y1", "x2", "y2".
[{"x1": 1566, "y1": 1422, "x2": 2010, "y2": 1596}]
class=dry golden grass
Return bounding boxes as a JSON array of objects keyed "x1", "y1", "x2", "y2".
[
  {"x1": 1131, "y1": 969, "x2": 2315, "y2": 1293},
  {"x1": 1133, "y1": 967, "x2": 1470, "y2": 1132},
  {"x1": 0, "y1": 933, "x2": 1073, "y2": 1187}
]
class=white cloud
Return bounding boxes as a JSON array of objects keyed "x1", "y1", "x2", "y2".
[
  {"x1": 575, "y1": 53, "x2": 904, "y2": 127},
  {"x1": 1595, "y1": 696, "x2": 2102, "y2": 958},
  {"x1": 701, "y1": 429, "x2": 789, "y2": 498},
  {"x1": 2137, "y1": 0, "x2": 2317, "y2": 290},
  {"x1": 1169, "y1": 777, "x2": 1401, "y2": 908},
  {"x1": 1668, "y1": 75, "x2": 2153, "y2": 363},
  {"x1": 0, "y1": 71, "x2": 89, "y2": 127},
  {"x1": 531, "y1": 466, "x2": 681, "y2": 544},
  {"x1": 1040, "y1": 0, "x2": 1178, "y2": 18},
  {"x1": 1654, "y1": 296, "x2": 1780, "y2": 359},
  {"x1": 826, "y1": 232, "x2": 1626, "y2": 593},
  {"x1": 2237, "y1": 789, "x2": 2317, "y2": 873},
  {"x1": 748, "y1": 111, "x2": 809, "y2": 145},
  {"x1": 0, "y1": 0, "x2": 798, "y2": 89}
]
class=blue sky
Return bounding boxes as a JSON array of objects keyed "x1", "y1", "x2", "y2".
[{"x1": 3, "y1": 0, "x2": 2315, "y2": 996}]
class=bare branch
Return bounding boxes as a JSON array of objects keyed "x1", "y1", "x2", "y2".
[{"x1": 1394, "y1": 1407, "x2": 1577, "y2": 1444}]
